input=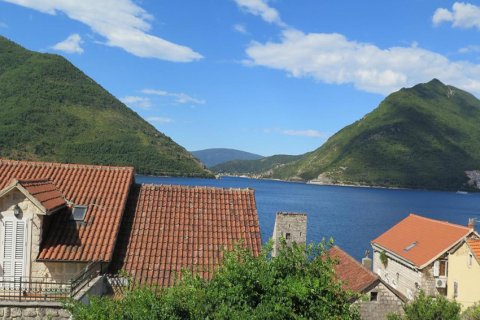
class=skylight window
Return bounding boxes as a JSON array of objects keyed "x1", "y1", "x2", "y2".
[
  {"x1": 404, "y1": 241, "x2": 418, "y2": 252},
  {"x1": 72, "y1": 205, "x2": 88, "y2": 221}
]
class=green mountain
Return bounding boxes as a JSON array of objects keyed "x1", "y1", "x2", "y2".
[
  {"x1": 191, "y1": 148, "x2": 263, "y2": 167},
  {"x1": 0, "y1": 36, "x2": 211, "y2": 177},
  {"x1": 212, "y1": 154, "x2": 303, "y2": 176},
  {"x1": 267, "y1": 79, "x2": 480, "y2": 190}
]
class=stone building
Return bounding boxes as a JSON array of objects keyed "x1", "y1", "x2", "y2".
[
  {"x1": 371, "y1": 214, "x2": 477, "y2": 301},
  {"x1": 272, "y1": 212, "x2": 307, "y2": 256},
  {"x1": 328, "y1": 246, "x2": 406, "y2": 320}
]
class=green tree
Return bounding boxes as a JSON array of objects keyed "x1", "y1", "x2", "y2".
[
  {"x1": 462, "y1": 303, "x2": 480, "y2": 320},
  {"x1": 67, "y1": 240, "x2": 360, "y2": 319},
  {"x1": 388, "y1": 291, "x2": 461, "y2": 320}
]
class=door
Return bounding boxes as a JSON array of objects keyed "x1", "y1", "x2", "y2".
[{"x1": 1, "y1": 218, "x2": 26, "y2": 281}]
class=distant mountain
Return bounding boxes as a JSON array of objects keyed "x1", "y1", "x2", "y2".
[
  {"x1": 191, "y1": 148, "x2": 263, "y2": 167},
  {"x1": 0, "y1": 36, "x2": 211, "y2": 177},
  {"x1": 267, "y1": 79, "x2": 480, "y2": 190},
  {"x1": 212, "y1": 154, "x2": 303, "y2": 176}
]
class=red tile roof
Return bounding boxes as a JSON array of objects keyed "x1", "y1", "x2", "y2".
[
  {"x1": 372, "y1": 214, "x2": 472, "y2": 268},
  {"x1": 328, "y1": 246, "x2": 378, "y2": 293},
  {"x1": 467, "y1": 239, "x2": 480, "y2": 262},
  {"x1": 111, "y1": 184, "x2": 262, "y2": 287},
  {"x1": 15, "y1": 179, "x2": 66, "y2": 213},
  {"x1": 0, "y1": 159, "x2": 134, "y2": 262}
]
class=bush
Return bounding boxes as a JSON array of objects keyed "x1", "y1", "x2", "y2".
[
  {"x1": 387, "y1": 291, "x2": 461, "y2": 320},
  {"x1": 67, "y1": 240, "x2": 360, "y2": 319},
  {"x1": 462, "y1": 303, "x2": 480, "y2": 320}
]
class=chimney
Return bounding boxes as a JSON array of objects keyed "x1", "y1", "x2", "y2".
[
  {"x1": 468, "y1": 218, "x2": 476, "y2": 229},
  {"x1": 272, "y1": 212, "x2": 307, "y2": 257},
  {"x1": 362, "y1": 249, "x2": 372, "y2": 270}
]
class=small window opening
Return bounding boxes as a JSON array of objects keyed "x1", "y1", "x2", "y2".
[
  {"x1": 454, "y1": 281, "x2": 459, "y2": 298},
  {"x1": 404, "y1": 241, "x2": 417, "y2": 252},
  {"x1": 72, "y1": 205, "x2": 88, "y2": 221},
  {"x1": 468, "y1": 253, "x2": 473, "y2": 268},
  {"x1": 285, "y1": 233, "x2": 291, "y2": 240},
  {"x1": 370, "y1": 292, "x2": 378, "y2": 301}
]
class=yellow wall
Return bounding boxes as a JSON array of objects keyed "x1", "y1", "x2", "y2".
[{"x1": 448, "y1": 241, "x2": 480, "y2": 308}]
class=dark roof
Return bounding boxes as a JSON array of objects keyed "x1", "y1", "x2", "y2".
[
  {"x1": 111, "y1": 184, "x2": 262, "y2": 287},
  {"x1": 15, "y1": 179, "x2": 66, "y2": 213},
  {"x1": 328, "y1": 246, "x2": 378, "y2": 293},
  {"x1": 371, "y1": 214, "x2": 472, "y2": 268},
  {"x1": 0, "y1": 159, "x2": 134, "y2": 262}
]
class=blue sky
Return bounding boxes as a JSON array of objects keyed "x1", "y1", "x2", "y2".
[{"x1": 0, "y1": 0, "x2": 479, "y2": 156}]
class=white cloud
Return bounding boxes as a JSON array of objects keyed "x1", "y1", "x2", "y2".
[
  {"x1": 52, "y1": 33, "x2": 83, "y2": 54},
  {"x1": 234, "y1": 0, "x2": 285, "y2": 26},
  {"x1": 233, "y1": 23, "x2": 248, "y2": 34},
  {"x1": 433, "y1": 2, "x2": 480, "y2": 29},
  {"x1": 121, "y1": 96, "x2": 152, "y2": 109},
  {"x1": 147, "y1": 116, "x2": 173, "y2": 124},
  {"x1": 142, "y1": 89, "x2": 206, "y2": 105},
  {"x1": 459, "y1": 45, "x2": 480, "y2": 54},
  {"x1": 282, "y1": 129, "x2": 325, "y2": 138},
  {"x1": 0, "y1": 21, "x2": 7, "y2": 28},
  {"x1": 2, "y1": 0, "x2": 202, "y2": 62},
  {"x1": 245, "y1": 29, "x2": 480, "y2": 95}
]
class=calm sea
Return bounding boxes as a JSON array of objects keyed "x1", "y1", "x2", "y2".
[{"x1": 136, "y1": 175, "x2": 480, "y2": 261}]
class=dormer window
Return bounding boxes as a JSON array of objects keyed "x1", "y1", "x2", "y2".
[{"x1": 72, "y1": 205, "x2": 88, "y2": 222}]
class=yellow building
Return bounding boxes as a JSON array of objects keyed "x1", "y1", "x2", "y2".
[{"x1": 448, "y1": 239, "x2": 480, "y2": 308}]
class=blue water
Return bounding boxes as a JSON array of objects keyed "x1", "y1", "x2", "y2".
[{"x1": 136, "y1": 175, "x2": 480, "y2": 261}]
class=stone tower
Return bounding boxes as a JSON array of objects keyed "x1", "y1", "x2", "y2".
[{"x1": 272, "y1": 212, "x2": 307, "y2": 257}]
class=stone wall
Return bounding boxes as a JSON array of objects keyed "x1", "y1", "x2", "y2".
[
  {"x1": 0, "y1": 302, "x2": 70, "y2": 319},
  {"x1": 272, "y1": 212, "x2": 307, "y2": 256},
  {"x1": 355, "y1": 281, "x2": 404, "y2": 320}
]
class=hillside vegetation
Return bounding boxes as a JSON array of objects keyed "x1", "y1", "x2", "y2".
[
  {"x1": 268, "y1": 79, "x2": 480, "y2": 190},
  {"x1": 0, "y1": 36, "x2": 211, "y2": 177},
  {"x1": 191, "y1": 148, "x2": 263, "y2": 167},
  {"x1": 212, "y1": 154, "x2": 302, "y2": 176}
]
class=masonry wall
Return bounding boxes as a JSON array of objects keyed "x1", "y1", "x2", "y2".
[
  {"x1": 447, "y1": 242, "x2": 480, "y2": 308},
  {"x1": 272, "y1": 213, "x2": 307, "y2": 256},
  {"x1": 0, "y1": 302, "x2": 70, "y2": 319},
  {"x1": 355, "y1": 282, "x2": 404, "y2": 320}
]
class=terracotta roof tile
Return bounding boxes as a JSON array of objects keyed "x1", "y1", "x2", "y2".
[
  {"x1": 15, "y1": 179, "x2": 66, "y2": 213},
  {"x1": 467, "y1": 239, "x2": 480, "y2": 261},
  {"x1": 328, "y1": 246, "x2": 378, "y2": 293},
  {"x1": 372, "y1": 214, "x2": 472, "y2": 268},
  {"x1": 0, "y1": 159, "x2": 134, "y2": 262},
  {"x1": 111, "y1": 184, "x2": 262, "y2": 287}
]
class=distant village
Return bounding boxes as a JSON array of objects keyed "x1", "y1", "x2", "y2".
[{"x1": 0, "y1": 158, "x2": 478, "y2": 319}]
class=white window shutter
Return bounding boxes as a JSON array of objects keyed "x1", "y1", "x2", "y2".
[
  {"x1": 433, "y1": 260, "x2": 440, "y2": 277},
  {"x1": 14, "y1": 221, "x2": 25, "y2": 278},
  {"x1": 1, "y1": 219, "x2": 26, "y2": 279},
  {"x1": 2, "y1": 221, "x2": 13, "y2": 277}
]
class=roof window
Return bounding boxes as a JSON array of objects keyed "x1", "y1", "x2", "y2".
[
  {"x1": 72, "y1": 205, "x2": 88, "y2": 221},
  {"x1": 404, "y1": 241, "x2": 418, "y2": 252}
]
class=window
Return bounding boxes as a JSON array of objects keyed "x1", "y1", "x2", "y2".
[
  {"x1": 72, "y1": 205, "x2": 88, "y2": 221},
  {"x1": 370, "y1": 291, "x2": 378, "y2": 301},
  {"x1": 454, "y1": 281, "x2": 459, "y2": 298},
  {"x1": 468, "y1": 253, "x2": 473, "y2": 268},
  {"x1": 433, "y1": 260, "x2": 448, "y2": 277},
  {"x1": 404, "y1": 241, "x2": 418, "y2": 252},
  {"x1": 285, "y1": 233, "x2": 291, "y2": 240}
]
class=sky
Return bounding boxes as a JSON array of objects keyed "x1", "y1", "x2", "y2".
[{"x1": 0, "y1": 0, "x2": 479, "y2": 156}]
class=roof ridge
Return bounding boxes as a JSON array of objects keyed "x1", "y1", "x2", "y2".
[
  {"x1": 140, "y1": 183, "x2": 254, "y2": 192},
  {"x1": 0, "y1": 158, "x2": 135, "y2": 171},
  {"x1": 409, "y1": 213, "x2": 470, "y2": 230}
]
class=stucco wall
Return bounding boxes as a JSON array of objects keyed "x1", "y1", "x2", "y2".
[
  {"x1": 355, "y1": 281, "x2": 404, "y2": 320},
  {"x1": 447, "y1": 242, "x2": 480, "y2": 308},
  {"x1": 373, "y1": 248, "x2": 444, "y2": 300}
]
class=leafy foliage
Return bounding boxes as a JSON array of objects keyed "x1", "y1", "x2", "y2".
[
  {"x1": 269, "y1": 79, "x2": 480, "y2": 190},
  {"x1": 67, "y1": 241, "x2": 360, "y2": 319},
  {"x1": 462, "y1": 303, "x2": 480, "y2": 320},
  {"x1": 0, "y1": 36, "x2": 211, "y2": 177},
  {"x1": 387, "y1": 291, "x2": 461, "y2": 320}
]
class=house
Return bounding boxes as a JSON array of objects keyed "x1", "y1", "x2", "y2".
[
  {"x1": 328, "y1": 246, "x2": 406, "y2": 320},
  {"x1": 110, "y1": 184, "x2": 262, "y2": 286},
  {"x1": 0, "y1": 159, "x2": 262, "y2": 305},
  {"x1": 446, "y1": 238, "x2": 480, "y2": 308},
  {"x1": 371, "y1": 214, "x2": 477, "y2": 301},
  {"x1": 271, "y1": 212, "x2": 307, "y2": 257}
]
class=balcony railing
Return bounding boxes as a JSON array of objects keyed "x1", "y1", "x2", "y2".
[{"x1": 0, "y1": 261, "x2": 104, "y2": 302}]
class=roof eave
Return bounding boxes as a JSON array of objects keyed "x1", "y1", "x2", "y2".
[{"x1": 371, "y1": 243, "x2": 418, "y2": 269}]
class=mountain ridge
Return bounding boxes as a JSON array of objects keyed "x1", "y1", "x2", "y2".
[
  {"x1": 191, "y1": 148, "x2": 263, "y2": 167},
  {"x1": 0, "y1": 36, "x2": 211, "y2": 177}
]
